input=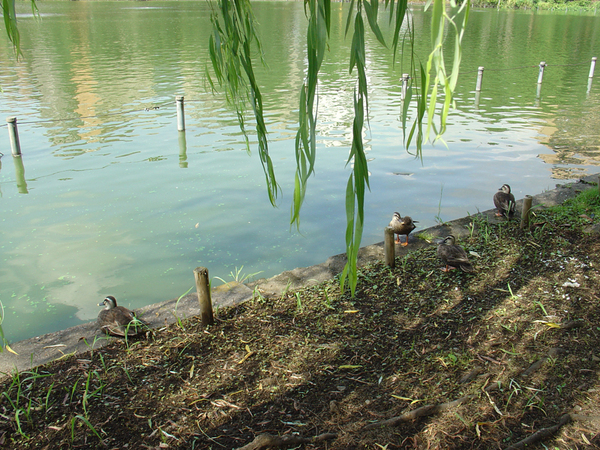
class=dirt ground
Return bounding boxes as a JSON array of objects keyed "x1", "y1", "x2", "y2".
[{"x1": 2, "y1": 191, "x2": 600, "y2": 449}]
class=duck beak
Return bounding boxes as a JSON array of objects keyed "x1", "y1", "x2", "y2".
[{"x1": 98, "y1": 302, "x2": 104, "y2": 307}]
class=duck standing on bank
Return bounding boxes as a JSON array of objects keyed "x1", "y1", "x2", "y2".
[
  {"x1": 437, "y1": 235, "x2": 474, "y2": 273},
  {"x1": 97, "y1": 295, "x2": 149, "y2": 337},
  {"x1": 389, "y1": 212, "x2": 417, "y2": 246},
  {"x1": 493, "y1": 184, "x2": 516, "y2": 219}
]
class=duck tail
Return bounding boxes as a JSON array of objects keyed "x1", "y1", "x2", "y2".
[{"x1": 460, "y1": 263, "x2": 474, "y2": 273}]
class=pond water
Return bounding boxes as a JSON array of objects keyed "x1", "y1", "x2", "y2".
[{"x1": 1, "y1": 1, "x2": 599, "y2": 345}]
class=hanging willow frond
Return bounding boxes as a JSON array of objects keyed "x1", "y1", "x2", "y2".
[
  {"x1": 1, "y1": 0, "x2": 38, "y2": 58},
  {"x1": 2, "y1": 0, "x2": 20, "y2": 56},
  {"x1": 205, "y1": 0, "x2": 469, "y2": 296},
  {"x1": 207, "y1": 0, "x2": 280, "y2": 206},
  {"x1": 424, "y1": 0, "x2": 470, "y2": 143},
  {"x1": 290, "y1": 0, "x2": 331, "y2": 229}
]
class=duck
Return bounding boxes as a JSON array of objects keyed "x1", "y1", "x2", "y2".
[
  {"x1": 97, "y1": 295, "x2": 149, "y2": 337},
  {"x1": 493, "y1": 184, "x2": 516, "y2": 219},
  {"x1": 437, "y1": 235, "x2": 474, "y2": 273},
  {"x1": 389, "y1": 212, "x2": 417, "y2": 246}
]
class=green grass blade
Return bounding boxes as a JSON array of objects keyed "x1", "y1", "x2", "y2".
[{"x1": 71, "y1": 415, "x2": 102, "y2": 442}]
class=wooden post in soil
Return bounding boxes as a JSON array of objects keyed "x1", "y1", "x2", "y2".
[
  {"x1": 194, "y1": 267, "x2": 214, "y2": 327},
  {"x1": 520, "y1": 195, "x2": 533, "y2": 231},
  {"x1": 384, "y1": 227, "x2": 395, "y2": 268}
]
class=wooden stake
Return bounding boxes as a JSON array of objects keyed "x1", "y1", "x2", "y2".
[
  {"x1": 384, "y1": 227, "x2": 395, "y2": 268},
  {"x1": 520, "y1": 195, "x2": 533, "y2": 230},
  {"x1": 194, "y1": 267, "x2": 214, "y2": 327}
]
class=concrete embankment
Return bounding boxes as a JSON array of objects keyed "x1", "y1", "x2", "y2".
[{"x1": 1, "y1": 174, "x2": 598, "y2": 375}]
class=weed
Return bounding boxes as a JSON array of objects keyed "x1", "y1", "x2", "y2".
[
  {"x1": 2, "y1": 368, "x2": 53, "y2": 438},
  {"x1": 214, "y1": 266, "x2": 263, "y2": 285},
  {"x1": 323, "y1": 286, "x2": 334, "y2": 309},
  {"x1": 44, "y1": 382, "x2": 55, "y2": 411},
  {"x1": 295, "y1": 292, "x2": 303, "y2": 313},
  {"x1": 173, "y1": 285, "x2": 195, "y2": 327},
  {"x1": 480, "y1": 222, "x2": 492, "y2": 245},
  {"x1": 401, "y1": 254, "x2": 410, "y2": 272},
  {"x1": 435, "y1": 184, "x2": 445, "y2": 224},
  {"x1": 467, "y1": 221, "x2": 476, "y2": 239},
  {"x1": 97, "y1": 352, "x2": 108, "y2": 372},
  {"x1": 281, "y1": 279, "x2": 293, "y2": 299},
  {"x1": 121, "y1": 363, "x2": 133, "y2": 384},
  {"x1": 416, "y1": 231, "x2": 435, "y2": 243},
  {"x1": 534, "y1": 300, "x2": 548, "y2": 316},
  {"x1": 71, "y1": 415, "x2": 102, "y2": 442},
  {"x1": 501, "y1": 323, "x2": 517, "y2": 333},
  {"x1": 82, "y1": 370, "x2": 104, "y2": 417},
  {"x1": 252, "y1": 286, "x2": 266, "y2": 304},
  {"x1": 69, "y1": 376, "x2": 82, "y2": 404},
  {"x1": 0, "y1": 299, "x2": 6, "y2": 352}
]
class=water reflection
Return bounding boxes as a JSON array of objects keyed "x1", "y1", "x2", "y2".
[
  {"x1": 13, "y1": 156, "x2": 28, "y2": 194},
  {"x1": 178, "y1": 131, "x2": 188, "y2": 168}
]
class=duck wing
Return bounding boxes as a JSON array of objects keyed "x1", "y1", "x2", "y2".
[
  {"x1": 438, "y1": 244, "x2": 474, "y2": 272},
  {"x1": 494, "y1": 192, "x2": 516, "y2": 217},
  {"x1": 98, "y1": 308, "x2": 148, "y2": 337},
  {"x1": 390, "y1": 216, "x2": 416, "y2": 234}
]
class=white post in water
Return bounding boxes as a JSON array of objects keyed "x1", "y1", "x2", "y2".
[
  {"x1": 176, "y1": 95, "x2": 185, "y2": 132},
  {"x1": 537, "y1": 62, "x2": 546, "y2": 84},
  {"x1": 7, "y1": 117, "x2": 21, "y2": 156},
  {"x1": 475, "y1": 66, "x2": 484, "y2": 91},
  {"x1": 401, "y1": 74, "x2": 409, "y2": 101},
  {"x1": 589, "y1": 57, "x2": 597, "y2": 78}
]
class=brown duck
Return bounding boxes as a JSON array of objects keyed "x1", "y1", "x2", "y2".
[
  {"x1": 437, "y1": 235, "x2": 474, "y2": 273},
  {"x1": 493, "y1": 184, "x2": 516, "y2": 219},
  {"x1": 97, "y1": 295, "x2": 149, "y2": 337},
  {"x1": 389, "y1": 212, "x2": 417, "y2": 246}
]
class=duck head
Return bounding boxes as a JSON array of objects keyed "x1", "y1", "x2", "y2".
[{"x1": 99, "y1": 295, "x2": 118, "y2": 309}]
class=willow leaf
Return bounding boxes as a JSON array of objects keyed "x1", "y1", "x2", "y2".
[
  {"x1": 344, "y1": 0, "x2": 355, "y2": 37},
  {"x1": 363, "y1": 0, "x2": 386, "y2": 48},
  {"x1": 391, "y1": 0, "x2": 408, "y2": 62}
]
